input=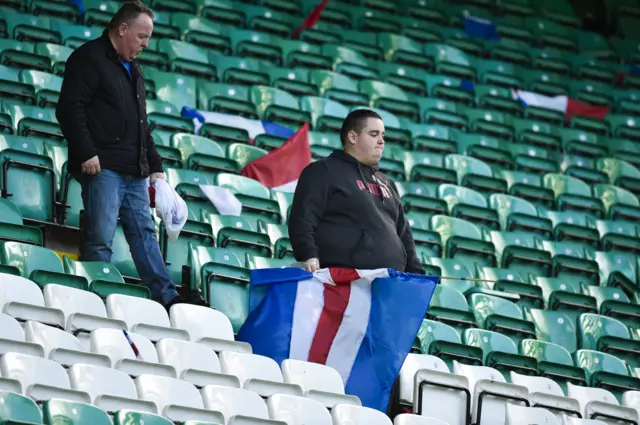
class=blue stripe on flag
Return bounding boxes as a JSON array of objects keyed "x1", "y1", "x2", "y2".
[
  {"x1": 180, "y1": 106, "x2": 206, "y2": 124},
  {"x1": 345, "y1": 271, "x2": 438, "y2": 411},
  {"x1": 460, "y1": 80, "x2": 475, "y2": 92},
  {"x1": 261, "y1": 121, "x2": 295, "y2": 139},
  {"x1": 247, "y1": 267, "x2": 312, "y2": 313}
]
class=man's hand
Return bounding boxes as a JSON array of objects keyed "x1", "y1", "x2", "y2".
[
  {"x1": 150, "y1": 172, "x2": 166, "y2": 185},
  {"x1": 303, "y1": 258, "x2": 320, "y2": 272},
  {"x1": 81, "y1": 156, "x2": 101, "y2": 175}
]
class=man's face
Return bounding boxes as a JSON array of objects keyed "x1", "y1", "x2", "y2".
[
  {"x1": 350, "y1": 117, "x2": 385, "y2": 166},
  {"x1": 120, "y1": 14, "x2": 153, "y2": 61}
]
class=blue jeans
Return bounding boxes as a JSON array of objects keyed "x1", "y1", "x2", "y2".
[{"x1": 77, "y1": 170, "x2": 179, "y2": 305}]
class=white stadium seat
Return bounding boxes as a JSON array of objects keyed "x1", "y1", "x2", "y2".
[
  {"x1": 24, "y1": 321, "x2": 110, "y2": 368},
  {"x1": 219, "y1": 351, "x2": 303, "y2": 398},
  {"x1": 332, "y1": 404, "x2": 392, "y2": 425},
  {"x1": 566, "y1": 383, "x2": 638, "y2": 424},
  {"x1": 43, "y1": 284, "x2": 127, "y2": 349},
  {"x1": 622, "y1": 391, "x2": 640, "y2": 424},
  {"x1": 453, "y1": 362, "x2": 528, "y2": 425},
  {"x1": 201, "y1": 385, "x2": 284, "y2": 425},
  {"x1": 267, "y1": 394, "x2": 333, "y2": 425},
  {"x1": 281, "y1": 359, "x2": 361, "y2": 408},
  {"x1": 169, "y1": 304, "x2": 251, "y2": 353},
  {"x1": 106, "y1": 294, "x2": 189, "y2": 342},
  {"x1": 562, "y1": 416, "x2": 608, "y2": 425},
  {"x1": 400, "y1": 354, "x2": 449, "y2": 405},
  {"x1": 0, "y1": 352, "x2": 90, "y2": 403},
  {"x1": 0, "y1": 274, "x2": 65, "y2": 328},
  {"x1": 156, "y1": 338, "x2": 240, "y2": 388},
  {"x1": 135, "y1": 374, "x2": 224, "y2": 423},
  {"x1": 90, "y1": 328, "x2": 176, "y2": 378},
  {"x1": 505, "y1": 404, "x2": 561, "y2": 425},
  {"x1": 509, "y1": 372, "x2": 580, "y2": 419},
  {"x1": 0, "y1": 313, "x2": 44, "y2": 357},
  {"x1": 393, "y1": 414, "x2": 451, "y2": 425},
  {"x1": 68, "y1": 363, "x2": 157, "y2": 414}
]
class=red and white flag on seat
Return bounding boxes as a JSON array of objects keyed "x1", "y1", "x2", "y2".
[
  {"x1": 512, "y1": 89, "x2": 610, "y2": 122},
  {"x1": 240, "y1": 122, "x2": 312, "y2": 193}
]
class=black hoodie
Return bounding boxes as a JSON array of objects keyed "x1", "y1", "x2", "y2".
[{"x1": 288, "y1": 150, "x2": 424, "y2": 274}]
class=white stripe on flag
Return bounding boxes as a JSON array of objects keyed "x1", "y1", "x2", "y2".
[
  {"x1": 515, "y1": 90, "x2": 568, "y2": 113},
  {"x1": 324, "y1": 277, "x2": 372, "y2": 384},
  {"x1": 199, "y1": 185, "x2": 242, "y2": 216},
  {"x1": 290, "y1": 277, "x2": 325, "y2": 360},
  {"x1": 272, "y1": 179, "x2": 298, "y2": 193},
  {"x1": 193, "y1": 111, "x2": 267, "y2": 139}
]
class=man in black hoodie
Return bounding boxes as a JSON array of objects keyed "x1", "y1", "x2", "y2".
[{"x1": 288, "y1": 109, "x2": 424, "y2": 274}]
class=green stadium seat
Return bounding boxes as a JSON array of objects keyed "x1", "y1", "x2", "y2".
[
  {"x1": 342, "y1": 29, "x2": 384, "y2": 61},
  {"x1": 207, "y1": 55, "x2": 269, "y2": 88},
  {"x1": 534, "y1": 276, "x2": 598, "y2": 315},
  {"x1": 377, "y1": 33, "x2": 431, "y2": 69},
  {"x1": 50, "y1": 22, "x2": 99, "y2": 49},
  {"x1": 545, "y1": 210, "x2": 599, "y2": 247},
  {"x1": 309, "y1": 70, "x2": 367, "y2": 107},
  {"x1": 246, "y1": 255, "x2": 291, "y2": 269},
  {"x1": 165, "y1": 168, "x2": 217, "y2": 219},
  {"x1": 0, "y1": 11, "x2": 60, "y2": 44},
  {"x1": 573, "y1": 349, "x2": 640, "y2": 395},
  {"x1": 424, "y1": 43, "x2": 474, "y2": 80},
  {"x1": 593, "y1": 184, "x2": 640, "y2": 221},
  {"x1": 511, "y1": 117, "x2": 562, "y2": 152},
  {"x1": 257, "y1": 221, "x2": 292, "y2": 260},
  {"x1": 490, "y1": 194, "x2": 553, "y2": 239},
  {"x1": 1, "y1": 101, "x2": 61, "y2": 139},
  {"x1": 196, "y1": 0, "x2": 245, "y2": 28},
  {"x1": 43, "y1": 399, "x2": 111, "y2": 425},
  {"x1": 525, "y1": 308, "x2": 578, "y2": 353},
  {"x1": 430, "y1": 215, "x2": 496, "y2": 267},
  {"x1": 464, "y1": 328, "x2": 537, "y2": 378},
  {"x1": 0, "y1": 40, "x2": 51, "y2": 72},
  {"x1": 226, "y1": 143, "x2": 266, "y2": 170},
  {"x1": 359, "y1": 79, "x2": 419, "y2": 121},
  {"x1": 215, "y1": 173, "x2": 281, "y2": 225},
  {"x1": 196, "y1": 82, "x2": 257, "y2": 120},
  {"x1": 18, "y1": 69, "x2": 62, "y2": 108},
  {"x1": 416, "y1": 319, "x2": 483, "y2": 368},
  {"x1": 405, "y1": 215, "x2": 443, "y2": 260},
  {"x1": 307, "y1": 130, "x2": 341, "y2": 159},
  {"x1": 437, "y1": 184, "x2": 499, "y2": 231},
  {"x1": 426, "y1": 257, "x2": 477, "y2": 295},
  {"x1": 445, "y1": 154, "x2": 507, "y2": 196},
  {"x1": 561, "y1": 155, "x2": 609, "y2": 186},
  {"x1": 114, "y1": 410, "x2": 174, "y2": 425},
  {"x1": 379, "y1": 145, "x2": 407, "y2": 181},
  {"x1": 0, "y1": 390, "x2": 42, "y2": 424},
  {"x1": 539, "y1": 240, "x2": 599, "y2": 283},
  {"x1": 466, "y1": 108, "x2": 513, "y2": 141},
  {"x1": 203, "y1": 214, "x2": 272, "y2": 259},
  {"x1": 522, "y1": 70, "x2": 569, "y2": 97},
  {"x1": 250, "y1": 85, "x2": 309, "y2": 129},
  {"x1": 591, "y1": 250, "x2": 638, "y2": 299},
  {"x1": 267, "y1": 67, "x2": 316, "y2": 97},
  {"x1": 424, "y1": 74, "x2": 474, "y2": 106},
  {"x1": 543, "y1": 173, "x2": 604, "y2": 218},
  {"x1": 0, "y1": 198, "x2": 43, "y2": 245},
  {"x1": 597, "y1": 157, "x2": 640, "y2": 197},
  {"x1": 395, "y1": 181, "x2": 447, "y2": 224},
  {"x1": 508, "y1": 144, "x2": 558, "y2": 176},
  {"x1": 171, "y1": 133, "x2": 239, "y2": 173},
  {"x1": 322, "y1": 44, "x2": 378, "y2": 80},
  {"x1": 577, "y1": 313, "x2": 640, "y2": 369},
  {"x1": 468, "y1": 293, "x2": 536, "y2": 345},
  {"x1": 519, "y1": 339, "x2": 587, "y2": 389},
  {"x1": 475, "y1": 58, "x2": 522, "y2": 88},
  {"x1": 0, "y1": 134, "x2": 55, "y2": 224},
  {"x1": 596, "y1": 220, "x2": 640, "y2": 258},
  {"x1": 301, "y1": 94, "x2": 350, "y2": 132},
  {"x1": 150, "y1": 129, "x2": 183, "y2": 169},
  {"x1": 609, "y1": 138, "x2": 640, "y2": 169},
  {"x1": 583, "y1": 285, "x2": 640, "y2": 330},
  {"x1": 0, "y1": 241, "x2": 87, "y2": 289},
  {"x1": 228, "y1": 28, "x2": 282, "y2": 65},
  {"x1": 529, "y1": 47, "x2": 569, "y2": 75},
  {"x1": 0, "y1": 65, "x2": 36, "y2": 105},
  {"x1": 242, "y1": 4, "x2": 295, "y2": 38},
  {"x1": 500, "y1": 170, "x2": 555, "y2": 209},
  {"x1": 570, "y1": 115, "x2": 610, "y2": 137},
  {"x1": 475, "y1": 84, "x2": 522, "y2": 116},
  {"x1": 157, "y1": 39, "x2": 217, "y2": 79},
  {"x1": 144, "y1": 68, "x2": 197, "y2": 111},
  {"x1": 188, "y1": 246, "x2": 249, "y2": 331},
  {"x1": 63, "y1": 257, "x2": 150, "y2": 299},
  {"x1": 606, "y1": 114, "x2": 640, "y2": 140},
  {"x1": 278, "y1": 39, "x2": 332, "y2": 70},
  {"x1": 478, "y1": 267, "x2": 544, "y2": 309},
  {"x1": 425, "y1": 283, "x2": 477, "y2": 333},
  {"x1": 171, "y1": 13, "x2": 231, "y2": 54},
  {"x1": 146, "y1": 99, "x2": 194, "y2": 134},
  {"x1": 406, "y1": 122, "x2": 456, "y2": 154},
  {"x1": 490, "y1": 230, "x2": 552, "y2": 277},
  {"x1": 81, "y1": 0, "x2": 119, "y2": 26},
  {"x1": 352, "y1": 6, "x2": 401, "y2": 33}
]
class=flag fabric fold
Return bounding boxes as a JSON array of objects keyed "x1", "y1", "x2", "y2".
[
  {"x1": 199, "y1": 185, "x2": 242, "y2": 216},
  {"x1": 180, "y1": 107, "x2": 295, "y2": 141},
  {"x1": 463, "y1": 15, "x2": 499, "y2": 41},
  {"x1": 240, "y1": 122, "x2": 312, "y2": 192},
  {"x1": 294, "y1": 0, "x2": 329, "y2": 39},
  {"x1": 236, "y1": 267, "x2": 439, "y2": 412},
  {"x1": 512, "y1": 89, "x2": 610, "y2": 121}
]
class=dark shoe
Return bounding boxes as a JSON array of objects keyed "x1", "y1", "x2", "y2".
[
  {"x1": 165, "y1": 295, "x2": 187, "y2": 312},
  {"x1": 189, "y1": 294, "x2": 210, "y2": 308}
]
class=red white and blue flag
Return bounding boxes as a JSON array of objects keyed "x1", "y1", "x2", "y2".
[{"x1": 236, "y1": 267, "x2": 438, "y2": 411}]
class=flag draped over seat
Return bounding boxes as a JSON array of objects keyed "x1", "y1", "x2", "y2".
[
  {"x1": 512, "y1": 89, "x2": 610, "y2": 121},
  {"x1": 236, "y1": 267, "x2": 439, "y2": 412}
]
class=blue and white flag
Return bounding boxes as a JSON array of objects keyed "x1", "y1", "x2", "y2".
[
  {"x1": 236, "y1": 267, "x2": 438, "y2": 411},
  {"x1": 463, "y1": 15, "x2": 499, "y2": 41},
  {"x1": 181, "y1": 107, "x2": 295, "y2": 141}
]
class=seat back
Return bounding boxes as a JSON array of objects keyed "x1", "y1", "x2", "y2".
[{"x1": 156, "y1": 339, "x2": 221, "y2": 375}]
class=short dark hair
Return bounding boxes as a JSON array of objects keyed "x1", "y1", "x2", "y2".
[
  {"x1": 109, "y1": 1, "x2": 155, "y2": 30},
  {"x1": 339, "y1": 109, "x2": 382, "y2": 146}
]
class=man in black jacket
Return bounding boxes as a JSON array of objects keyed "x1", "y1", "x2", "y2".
[
  {"x1": 288, "y1": 109, "x2": 424, "y2": 275},
  {"x1": 56, "y1": 1, "x2": 205, "y2": 309}
]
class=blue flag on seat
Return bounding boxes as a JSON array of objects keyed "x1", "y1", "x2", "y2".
[{"x1": 236, "y1": 267, "x2": 439, "y2": 412}]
